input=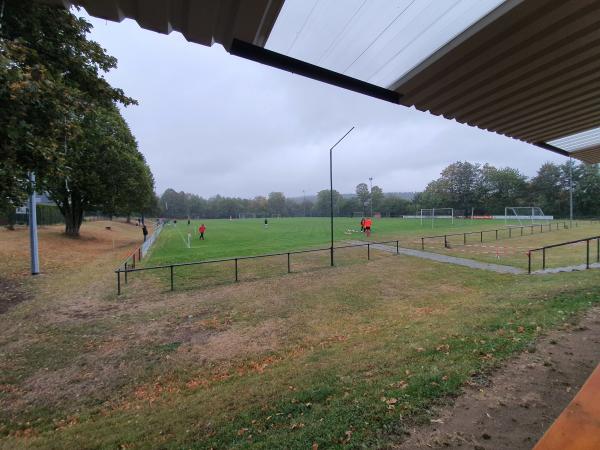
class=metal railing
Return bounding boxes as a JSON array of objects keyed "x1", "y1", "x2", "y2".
[
  {"x1": 527, "y1": 235, "x2": 600, "y2": 274},
  {"x1": 115, "y1": 239, "x2": 402, "y2": 295},
  {"x1": 420, "y1": 221, "x2": 570, "y2": 250},
  {"x1": 116, "y1": 222, "x2": 163, "y2": 275}
]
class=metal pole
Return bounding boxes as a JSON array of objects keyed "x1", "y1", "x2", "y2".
[
  {"x1": 396, "y1": 240, "x2": 399, "y2": 254},
  {"x1": 287, "y1": 253, "x2": 291, "y2": 273},
  {"x1": 421, "y1": 237, "x2": 424, "y2": 250},
  {"x1": 235, "y1": 258, "x2": 238, "y2": 281},
  {"x1": 542, "y1": 248, "x2": 546, "y2": 270},
  {"x1": 444, "y1": 235, "x2": 448, "y2": 248},
  {"x1": 586, "y1": 240, "x2": 590, "y2": 269},
  {"x1": 528, "y1": 251, "x2": 531, "y2": 274},
  {"x1": 170, "y1": 265, "x2": 174, "y2": 291},
  {"x1": 480, "y1": 231, "x2": 483, "y2": 243},
  {"x1": 28, "y1": 172, "x2": 40, "y2": 275},
  {"x1": 124, "y1": 262, "x2": 128, "y2": 284},
  {"x1": 569, "y1": 157, "x2": 573, "y2": 229},
  {"x1": 369, "y1": 177, "x2": 373, "y2": 217},
  {"x1": 464, "y1": 233, "x2": 466, "y2": 245},
  {"x1": 117, "y1": 271, "x2": 121, "y2": 295},
  {"x1": 329, "y1": 127, "x2": 354, "y2": 267},
  {"x1": 367, "y1": 243, "x2": 370, "y2": 260},
  {"x1": 597, "y1": 238, "x2": 599, "y2": 263}
]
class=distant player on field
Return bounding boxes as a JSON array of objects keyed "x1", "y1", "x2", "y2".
[
  {"x1": 142, "y1": 224, "x2": 148, "y2": 242},
  {"x1": 360, "y1": 217, "x2": 365, "y2": 232},
  {"x1": 264, "y1": 218, "x2": 268, "y2": 228},
  {"x1": 198, "y1": 223, "x2": 206, "y2": 240},
  {"x1": 364, "y1": 217, "x2": 372, "y2": 237}
]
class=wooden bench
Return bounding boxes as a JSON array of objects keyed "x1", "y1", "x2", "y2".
[{"x1": 533, "y1": 363, "x2": 600, "y2": 450}]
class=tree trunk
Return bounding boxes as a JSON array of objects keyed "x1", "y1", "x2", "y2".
[{"x1": 63, "y1": 200, "x2": 84, "y2": 237}]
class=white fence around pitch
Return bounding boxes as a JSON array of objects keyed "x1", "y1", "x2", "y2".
[
  {"x1": 493, "y1": 215, "x2": 554, "y2": 221},
  {"x1": 141, "y1": 222, "x2": 163, "y2": 258}
]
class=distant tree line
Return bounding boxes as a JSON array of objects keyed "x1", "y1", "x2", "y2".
[
  {"x1": 415, "y1": 161, "x2": 600, "y2": 217},
  {"x1": 158, "y1": 160, "x2": 600, "y2": 220}
]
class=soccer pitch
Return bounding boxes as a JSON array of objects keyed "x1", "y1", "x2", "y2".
[{"x1": 144, "y1": 217, "x2": 531, "y2": 266}]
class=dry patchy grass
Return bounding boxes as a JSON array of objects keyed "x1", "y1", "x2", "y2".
[{"x1": 1, "y1": 220, "x2": 599, "y2": 449}]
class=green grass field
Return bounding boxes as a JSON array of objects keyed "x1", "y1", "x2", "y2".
[
  {"x1": 145, "y1": 217, "x2": 547, "y2": 266},
  {"x1": 3, "y1": 222, "x2": 600, "y2": 449},
  {"x1": 136, "y1": 218, "x2": 599, "y2": 292}
]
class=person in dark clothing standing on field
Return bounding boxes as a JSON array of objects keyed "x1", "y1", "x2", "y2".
[{"x1": 142, "y1": 224, "x2": 148, "y2": 242}]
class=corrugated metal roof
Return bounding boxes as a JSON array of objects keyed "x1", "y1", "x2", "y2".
[
  {"x1": 42, "y1": 0, "x2": 284, "y2": 50},
  {"x1": 391, "y1": 0, "x2": 600, "y2": 163},
  {"x1": 36, "y1": 0, "x2": 600, "y2": 164}
]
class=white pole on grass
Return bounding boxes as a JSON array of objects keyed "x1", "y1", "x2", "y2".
[
  {"x1": 569, "y1": 157, "x2": 573, "y2": 228},
  {"x1": 28, "y1": 172, "x2": 40, "y2": 275}
]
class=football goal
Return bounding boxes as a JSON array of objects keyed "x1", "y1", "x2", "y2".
[
  {"x1": 504, "y1": 206, "x2": 550, "y2": 225},
  {"x1": 238, "y1": 213, "x2": 257, "y2": 219},
  {"x1": 352, "y1": 211, "x2": 365, "y2": 218},
  {"x1": 420, "y1": 208, "x2": 454, "y2": 227},
  {"x1": 271, "y1": 214, "x2": 282, "y2": 219}
]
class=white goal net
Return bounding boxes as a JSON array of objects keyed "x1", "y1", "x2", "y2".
[
  {"x1": 238, "y1": 213, "x2": 257, "y2": 219},
  {"x1": 504, "y1": 207, "x2": 550, "y2": 225},
  {"x1": 420, "y1": 208, "x2": 454, "y2": 227}
]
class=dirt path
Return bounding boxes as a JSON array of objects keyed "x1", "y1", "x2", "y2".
[{"x1": 394, "y1": 307, "x2": 600, "y2": 450}]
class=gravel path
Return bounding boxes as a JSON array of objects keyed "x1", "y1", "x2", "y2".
[
  {"x1": 532, "y1": 262, "x2": 600, "y2": 274},
  {"x1": 348, "y1": 241, "x2": 526, "y2": 275}
]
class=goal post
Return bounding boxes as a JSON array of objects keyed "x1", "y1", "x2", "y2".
[
  {"x1": 504, "y1": 206, "x2": 548, "y2": 225},
  {"x1": 238, "y1": 213, "x2": 257, "y2": 219},
  {"x1": 419, "y1": 208, "x2": 454, "y2": 227},
  {"x1": 352, "y1": 211, "x2": 365, "y2": 218}
]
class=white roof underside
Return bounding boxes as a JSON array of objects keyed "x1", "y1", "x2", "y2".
[{"x1": 266, "y1": 0, "x2": 504, "y2": 88}]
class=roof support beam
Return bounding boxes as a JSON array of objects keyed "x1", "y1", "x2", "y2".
[{"x1": 229, "y1": 39, "x2": 401, "y2": 105}]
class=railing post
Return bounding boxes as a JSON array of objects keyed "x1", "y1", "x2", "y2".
[
  {"x1": 367, "y1": 243, "x2": 370, "y2": 260},
  {"x1": 444, "y1": 235, "x2": 448, "y2": 248},
  {"x1": 597, "y1": 237, "x2": 599, "y2": 263},
  {"x1": 124, "y1": 262, "x2": 128, "y2": 284},
  {"x1": 528, "y1": 251, "x2": 531, "y2": 274},
  {"x1": 117, "y1": 271, "x2": 121, "y2": 295},
  {"x1": 235, "y1": 258, "x2": 238, "y2": 281},
  {"x1": 509, "y1": 228, "x2": 512, "y2": 238},
  {"x1": 586, "y1": 240, "x2": 590, "y2": 269},
  {"x1": 495, "y1": 229, "x2": 498, "y2": 240},
  {"x1": 480, "y1": 231, "x2": 483, "y2": 243},
  {"x1": 540, "y1": 224, "x2": 543, "y2": 233},
  {"x1": 138, "y1": 247, "x2": 141, "y2": 260},
  {"x1": 542, "y1": 248, "x2": 546, "y2": 270},
  {"x1": 464, "y1": 233, "x2": 466, "y2": 245},
  {"x1": 396, "y1": 240, "x2": 399, "y2": 254},
  {"x1": 421, "y1": 237, "x2": 424, "y2": 250},
  {"x1": 521, "y1": 227, "x2": 523, "y2": 236},
  {"x1": 170, "y1": 265, "x2": 174, "y2": 291},
  {"x1": 132, "y1": 253, "x2": 136, "y2": 269},
  {"x1": 287, "y1": 253, "x2": 291, "y2": 273}
]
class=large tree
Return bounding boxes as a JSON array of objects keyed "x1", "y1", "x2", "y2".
[
  {"x1": 47, "y1": 106, "x2": 154, "y2": 236},
  {"x1": 355, "y1": 183, "x2": 370, "y2": 215},
  {"x1": 0, "y1": 0, "x2": 134, "y2": 209}
]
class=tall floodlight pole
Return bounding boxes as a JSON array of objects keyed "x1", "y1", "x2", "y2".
[
  {"x1": 569, "y1": 157, "x2": 573, "y2": 228},
  {"x1": 302, "y1": 190, "x2": 306, "y2": 217},
  {"x1": 28, "y1": 172, "x2": 40, "y2": 275},
  {"x1": 369, "y1": 177, "x2": 373, "y2": 217},
  {"x1": 329, "y1": 127, "x2": 355, "y2": 267}
]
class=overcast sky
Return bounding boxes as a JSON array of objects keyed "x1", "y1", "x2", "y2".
[{"x1": 79, "y1": 10, "x2": 565, "y2": 199}]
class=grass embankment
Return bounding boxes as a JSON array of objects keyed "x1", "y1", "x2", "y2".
[{"x1": 1, "y1": 220, "x2": 599, "y2": 449}]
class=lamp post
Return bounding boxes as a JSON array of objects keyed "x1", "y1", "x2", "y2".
[
  {"x1": 569, "y1": 157, "x2": 573, "y2": 228},
  {"x1": 369, "y1": 176, "x2": 373, "y2": 217},
  {"x1": 302, "y1": 189, "x2": 306, "y2": 217},
  {"x1": 28, "y1": 172, "x2": 40, "y2": 275},
  {"x1": 329, "y1": 127, "x2": 355, "y2": 266}
]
